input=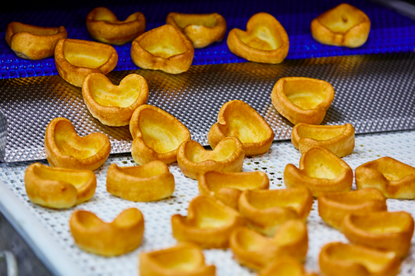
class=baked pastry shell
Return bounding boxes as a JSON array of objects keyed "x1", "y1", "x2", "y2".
[
  {"x1": 106, "y1": 161, "x2": 175, "y2": 202},
  {"x1": 208, "y1": 100, "x2": 274, "y2": 156},
  {"x1": 44, "y1": 117, "x2": 111, "y2": 171},
  {"x1": 69, "y1": 207, "x2": 144, "y2": 256},
  {"x1": 284, "y1": 146, "x2": 353, "y2": 197},
  {"x1": 355, "y1": 156, "x2": 415, "y2": 199},
  {"x1": 258, "y1": 256, "x2": 317, "y2": 276},
  {"x1": 238, "y1": 187, "x2": 313, "y2": 236},
  {"x1": 271, "y1": 77, "x2": 335, "y2": 125},
  {"x1": 311, "y1": 3, "x2": 371, "y2": 48},
  {"x1": 86, "y1": 7, "x2": 146, "y2": 45},
  {"x1": 230, "y1": 220, "x2": 308, "y2": 270},
  {"x1": 166, "y1": 12, "x2": 226, "y2": 48},
  {"x1": 177, "y1": 137, "x2": 245, "y2": 180},
  {"x1": 341, "y1": 211, "x2": 414, "y2": 258},
  {"x1": 5, "y1": 22, "x2": 67, "y2": 60},
  {"x1": 227, "y1": 12, "x2": 289, "y2": 64},
  {"x1": 291, "y1": 123, "x2": 355, "y2": 157},
  {"x1": 171, "y1": 195, "x2": 247, "y2": 248},
  {"x1": 131, "y1": 24, "x2": 194, "y2": 74},
  {"x1": 197, "y1": 170, "x2": 269, "y2": 209},
  {"x1": 54, "y1": 38, "x2": 118, "y2": 87},
  {"x1": 129, "y1": 104, "x2": 191, "y2": 165},
  {"x1": 82, "y1": 73, "x2": 149, "y2": 126},
  {"x1": 24, "y1": 162, "x2": 96, "y2": 209},
  {"x1": 317, "y1": 188, "x2": 387, "y2": 230},
  {"x1": 139, "y1": 242, "x2": 216, "y2": 276},
  {"x1": 319, "y1": 242, "x2": 401, "y2": 276}
]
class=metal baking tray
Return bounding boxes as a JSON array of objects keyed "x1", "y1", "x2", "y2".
[{"x1": 1, "y1": 52, "x2": 415, "y2": 162}]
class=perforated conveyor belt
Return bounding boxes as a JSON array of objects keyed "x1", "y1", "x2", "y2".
[{"x1": 1, "y1": 52, "x2": 415, "y2": 163}]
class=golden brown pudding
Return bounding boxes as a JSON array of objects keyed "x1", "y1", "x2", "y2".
[
  {"x1": 5, "y1": 22, "x2": 67, "y2": 60},
  {"x1": 227, "y1": 12, "x2": 289, "y2": 64},
  {"x1": 166, "y1": 12, "x2": 226, "y2": 48}
]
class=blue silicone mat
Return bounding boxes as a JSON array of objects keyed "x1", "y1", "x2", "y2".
[{"x1": 1, "y1": 0, "x2": 415, "y2": 79}]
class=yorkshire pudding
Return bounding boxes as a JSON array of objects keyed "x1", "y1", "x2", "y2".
[
  {"x1": 319, "y1": 242, "x2": 401, "y2": 276},
  {"x1": 171, "y1": 195, "x2": 247, "y2": 248},
  {"x1": 106, "y1": 161, "x2": 175, "y2": 202},
  {"x1": 44, "y1": 117, "x2": 111, "y2": 171},
  {"x1": 291, "y1": 123, "x2": 355, "y2": 157},
  {"x1": 238, "y1": 187, "x2": 313, "y2": 236},
  {"x1": 227, "y1": 12, "x2": 289, "y2": 64},
  {"x1": 229, "y1": 220, "x2": 308, "y2": 270},
  {"x1": 54, "y1": 38, "x2": 118, "y2": 87},
  {"x1": 129, "y1": 105, "x2": 191, "y2": 165},
  {"x1": 355, "y1": 157, "x2": 415, "y2": 199},
  {"x1": 69, "y1": 208, "x2": 144, "y2": 256},
  {"x1": 86, "y1": 7, "x2": 146, "y2": 45},
  {"x1": 197, "y1": 170, "x2": 269, "y2": 209},
  {"x1": 131, "y1": 24, "x2": 194, "y2": 74},
  {"x1": 341, "y1": 211, "x2": 414, "y2": 258},
  {"x1": 271, "y1": 77, "x2": 335, "y2": 125},
  {"x1": 5, "y1": 22, "x2": 67, "y2": 60},
  {"x1": 139, "y1": 242, "x2": 216, "y2": 276},
  {"x1": 24, "y1": 162, "x2": 96, "y2": 209},
  {"x1": 258, "y1": 256, "x2": 317, "y2": 276},
  {"x1": 166, "y1": 12, "x2": 226, "y2": 48},
  {"x1": 82, "y1": 73, "x2": 149, "y2": 126},
  {"x1": 177, "y1": 137, "x2": 245, "y2": 180},
  {"x1": 311, "y1": 3, "x2": 371, "y2": 48},
  {"x1": 207, "y1": 100, "x2": 274, "y2": 156},
  {"x1": 318, "y1": 188, "x2": 387, "y2": 230},
  {"x1": 284, "y1": 146, "x2": 353, "y2": 197}
]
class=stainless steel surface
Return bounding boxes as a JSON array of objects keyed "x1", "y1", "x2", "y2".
[
  {"x1": 1, "y1": 52, "x2": 415, "y2": 162},
  {"x1": 0, "y1": 212, "x2": 53, "y2": 276},
  {"x1": 0, "y1": 110, "x2": 6, "y2": 162},
  {"x1": 0, "y1": 251, "x2": 18, "y2": 276}
]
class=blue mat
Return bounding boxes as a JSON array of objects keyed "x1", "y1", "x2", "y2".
[{"x1": 1, "y1": 0, "x2": 415, "y2": 79}]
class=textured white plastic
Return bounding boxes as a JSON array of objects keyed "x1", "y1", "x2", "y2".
[{"x1": 0, "y1": 130, "x2": 414, "y2": 276}]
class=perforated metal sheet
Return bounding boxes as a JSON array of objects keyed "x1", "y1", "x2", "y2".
[
  {"x1": 0, "y1": 130, "x2": 414, "y2": 276},
  {"x1": 1, "y1": 52, "x2": 415, "y2": 162}
]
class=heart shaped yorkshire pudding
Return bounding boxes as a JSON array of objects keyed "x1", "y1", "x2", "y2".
[
  {"x1": 5, "y1": 22, "x2": 67, "y2": 60},
  {"x1": 106, "y1": 161, "x2": 175, "y2": 202},
  {"x1": 208, "y1": 100, "x2": 274, "y2": 156},
  {"x1": 24, "y1": 162, "x2": 96, "y2": 209},
  {"x1": 291, "y1": 123, "x2": 355, "y2": 157},
  {"x1": 258, "y1": 256, "x2": 317, "y2": 276},
  {"x1": 238, "y1": 187, "x2": 313, "y2": 236},
  {"x1": 311, "y1": 3, "x2": 371, "y2": 48},
  {"x1": 131, "y1": 24, "x2": 194, "y2": 74},
  {"x1": 54, "y1": 38, "x2": 118, "y2": 87},
  {"x1": 284, "y1": 146, "x2": 353, "y2": 197},
  {"x1": 139, "y1": 242, "x2": 216, "y2": 276},
  {"x1": 166, "y1": 12, "x2": 226, "y2": 48},
  {"x1": 319, "y1": 242, "x2": 401, "y2": 276},
  {"x1": 177, "y1": 137, "x2": 245, "y2": 180},
  {"x1": 229, "y1": 220, "x2": 308, "y2": 270},
  {"x1": 318, "y1": 188, "x2": 387, "y2": 230},
  {"x1": 271, "y1": 77, "x2": 335, "y2": 125},
  {"x1": 86, "y1": 7, "x2": 146, "y2": 45},
  {"x1": 341, "y1": 211, "x2": 414, "y2": 258},
  {"x1": 355, "y1": 157, "x2": 415, "y2": 199},
  {"x1": 227, "y1": 12, "x2": 289, "y2": 64},
  {"x1": 129, "y1": 105, "x2": 191, "y2": 165},
  {"x1": 44, "y1": 117, "x2": 111, "y2": 170},
  {"x1": 69, "y1": 208, "x2": 144, "y2": 256},
  {"x1": 82, "y1": 73, "x2": 149, "y2": 126},
  {"x1": 198, "y1": 170, "x2": 269, "y2": 209},
  {"x1": 171, "y1": 195, "x2": 247, "y2": 248}
]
